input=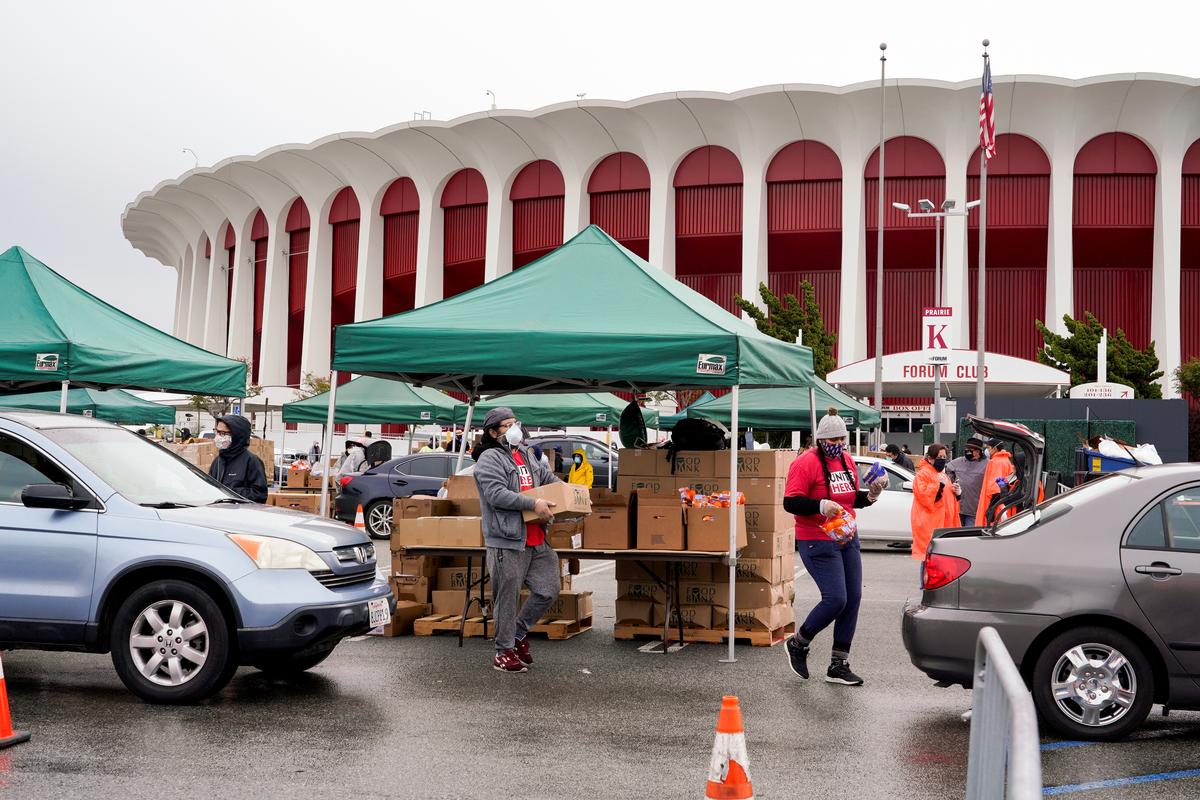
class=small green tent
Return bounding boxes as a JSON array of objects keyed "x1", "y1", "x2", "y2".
[
  {"x1": 450, "y1": 392, "x2": 659, "y2": 428},
  {"x1": 0, "y1": 387, "x2": 176, "y2": 424},
  {"x1": 282, "y1": 377, "x2": 457, "y2": 424},
  {"x1": 0, "y1": 247, "x2": 246, "y2": 397},
  {"x1": 686, "y1": 378, "x2": 881, "y2": 428},
  {"x1": 658, "y1": 391, "x2": 717, "y2": 428}
]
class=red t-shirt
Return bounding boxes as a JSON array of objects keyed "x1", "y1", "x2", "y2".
[
  {"x1": 784, "y1": 449, "x2": 861, "y2": 541},
  {"x1": 511, "y1": 450, "x2": 545, "y2": 547}
]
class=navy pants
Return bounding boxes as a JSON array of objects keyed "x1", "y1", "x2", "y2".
[{"x1": 796, "y1": 537, "x2": 863, "y2": 651}]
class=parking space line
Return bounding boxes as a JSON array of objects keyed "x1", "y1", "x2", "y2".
[
  {"x1": 1043, "y1": 768, "x2": 1200, "y2": 795},
  {"x1": 1040, "y1": 740, "x2": 1093, "y2": 751}
]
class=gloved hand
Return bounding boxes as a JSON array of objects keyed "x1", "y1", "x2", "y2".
[
  {"x1": 819, "y1": 499, "x2": 841, "y2": 518},
  {"x1": 867, "y1": 479, "x2": 886, "y2": 502}
]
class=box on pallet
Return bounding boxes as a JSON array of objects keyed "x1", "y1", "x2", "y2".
[
  {"x1": 735, "y1": 450, "x2": 796, "y2": 479},
  {"x1": 391, "y1": 574, "x2": 432, "y2": 604},
  {"x1": 583, "y1": 489, "x2": 632, "y2": 549},
  {"x1": 393, "y1": 516, "x2": 483, "y2": 547},
  {"x1": 284, "y1": 468, "x2": 311, "y2": 489},
  {"x1": 717, "y1": 551, "x2": 796, "y2": 584},
  {"x1": 724, "y1": 581, "x2": 795, "y2": 610},
  {"x1": 615, "y1": 598, "x2": 657, "y2": 625},
  {"x1": 394, "y1": 497, "x2": 454, "y2": 521},
  {"x1": 618, "y1": 448, "x2": 670, "y2": 477},
  {"x1": 380, "y1": 601, "x2": 429, "y2": 637},
  {"x1": 540, "y1": 590, "x2": 593, "y2": 623},
  {"x1": 437, "y1": 566, "x2": 483, "y2": 591},
  {"x1": 635, "y1": 493, "x2": 686, "y2": 550},
  {"x1": 269, "y1": 493, "x2": 320, "y2": 514},
  {"x1": 616, "y1": 580, "x2": 664, "y2": 604},
  {"x1": 685, "y1": 506, "x2": 748, "y2": 552},
  {"x1": 742, "y1": 529, "x2": 792, "y2": 559},
  {"x1": 744, "y1": 504, "x2": 794, "y2": 533},
  {"x1": 617, "y1": 474, "x2": 671, "y2": 496},
  {"x1": 393, "y1": 555, "x2": 438, "y2": 578},
  {"x1": 679, "y1": 581, "x2": 720, "y2": 605},
  {"x1": 653, "y1": 604, "x2": 713, "y2": 629},
  {"x1": 521, "y1": 482, "x2": 592, "y2": 523},
  {"x1": 444, "y1": 475, "x2": 482, "y2": 516},
  {"x1": 614, "y1": 560, "x2": 713, "y2": 582},
  {"x1": 431, "y1": 589, "x2": 474, "y2": 616},
  {"x1": 713, "y1": 604, "x2": 796, "y2": 632},
  {"x1": 546, "y1": 519, "x2": 584, "y2": 550}
]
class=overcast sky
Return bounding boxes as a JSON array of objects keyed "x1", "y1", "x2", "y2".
[{"x1": 2, "y1": 1, "x2": 1194, "y2": 333}]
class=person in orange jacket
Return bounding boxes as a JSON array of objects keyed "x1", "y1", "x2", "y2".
[
  {"x1": 975, "y1": 438, "x2": 1015, "y2": 526},
  {"x1": 911, "y1": 443, "x2": 961, "y2": 560}
]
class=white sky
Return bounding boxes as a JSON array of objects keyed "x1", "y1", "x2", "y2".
[{"x1": 2, "y1": 0, "x2": 1195, "y2": 333}]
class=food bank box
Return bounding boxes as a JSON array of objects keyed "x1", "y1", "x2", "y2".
[
  {"x1": 615, "y1": 599, "x2": 657, "y2": 625},
  {"x1": 653, "y1": 604, "x2": 713, "y2": 629},
  {"x1": 617, "y1": 474, "x2": 671, "y2": 496},
  {"x1": 546, "y1": 519, "x2": 584, "y2": 550},
  {"x1": 268, "y1": 493, "x2": 321, "y2": 514},
  {"x1": 713, "y1": 604, "x2": 796, "y2": 632},
  {"x1": 685, "y1": 506, "x2": 748, "y2": 552},
  {"x1": 583, "y1": 489, "x2": 632, "y2": 549},
  {"x1": 444, "y1": 475, "x2": 481, "y2": 516},
  {"x1": 392, "y1": 516, "x2": 483, "y2": 547},
  {"x1": 635, "y1": 493, "x2": 686, "y2": 550},
  {"x1": 394, "y1": 497, "x2": 454, "y2": 521},
  {"x1": 618, "y1": 449, "x2": 670, "y2": 477},
  {"x1": 521, "y1": 482, "x2": 592, "y2": 523}
]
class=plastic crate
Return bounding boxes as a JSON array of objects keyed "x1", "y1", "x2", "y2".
[{"x1": 1075, "y1": 447, "x2": 1137, "y2": 474}]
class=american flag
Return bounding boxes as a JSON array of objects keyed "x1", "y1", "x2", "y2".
[{"x1": 979, "y1": 57, "x2": 996, "y2": 159}]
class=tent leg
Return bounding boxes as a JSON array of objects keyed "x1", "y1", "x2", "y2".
[
  {"x1": 809, "y1": 387, "x2": 818, "y2": 446},
  {"x1": 407, "y1": 426, "x2": 415, "y2": 455},
  {"x1": 455, "y1": 402, "x2": 475, "y2": 474},
  {"x1": 319, "y1": 373, "x2": 339, "y2": 518},
  {"x1": 59, "y1": 380, "x2": 69, "y2": 414},
  {"x1": 607, "y1": 425, "x2": 614, "y2": 489},
  {"x1": 279, "y1": 422, "x2": 287, "y2": 490},
  {"x1": 721, "y1": 386, "x2": 740, "y2": 665}
]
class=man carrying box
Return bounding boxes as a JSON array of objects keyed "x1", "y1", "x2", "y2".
[{"x1": 472, "y1": 407, "x2": 560, "y2": 674}]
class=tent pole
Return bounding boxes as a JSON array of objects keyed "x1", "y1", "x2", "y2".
[
  {"x1": 809, "y1": 387, "x2": 818, "y2": 448},
  {"x1": 279, "y1": 422, "x2": 287, "y2": 490},
  {"x1": 607, "y1": 425, "x2": 614, "y2": 489},
  {"x1": 59, "y1": 380, "x2": 69, "y2": 414},
  {"x1": 407, "y1": 426, "x2": 415, "y2": 455},
  {"x1": 721, "y1": 385, "x2": 740, "y2": 665},
  {"x1": 455, "y1": 401, "x2": 476, "y2": 473},
  {"x1": 319, "y1": 373, "x2": 339, "y2": 518}
]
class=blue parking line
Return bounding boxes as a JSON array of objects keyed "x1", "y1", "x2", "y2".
[
  {"x1": 1041, "y1": 740, "x2": 1093, "y2": 751},
  {"x1": 1043, "y1": 768, "x2": 1200, "y2": 795}
]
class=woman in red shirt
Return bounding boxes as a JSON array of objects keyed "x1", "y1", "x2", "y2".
[{"x1": 783, "y1": 409, "x2": 887, "y2": 686}]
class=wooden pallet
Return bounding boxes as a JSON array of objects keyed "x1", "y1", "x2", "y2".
[
  {"x1": 612, "y1": 621, "x2": 794, "y2": 647},
  {"x1": 413, "y1": 613, "x2": 592, "y2": 640}
]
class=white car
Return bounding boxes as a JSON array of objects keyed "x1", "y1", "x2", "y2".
[{"x1": 853, "y1": 455, "x2": 916, "y2": 548}]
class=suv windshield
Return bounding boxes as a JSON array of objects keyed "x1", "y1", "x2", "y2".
[
  {"x1": 45, "y1": 427, "x2": 237, "y2": 506},
  {"x1": 993, "y1": 472, "x2": 1134, "y2": 537}
]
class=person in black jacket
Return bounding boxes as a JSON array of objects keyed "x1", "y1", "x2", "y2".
[{"x1": 209, "y1": 415, "x2": 268, "y2": 503}]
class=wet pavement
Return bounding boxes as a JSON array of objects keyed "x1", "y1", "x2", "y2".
[{"x1": 3, "y1": 550, "x2": 1199, "y2": 798}]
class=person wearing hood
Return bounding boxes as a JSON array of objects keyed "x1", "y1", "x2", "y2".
[
  {"x1": 471, "y1": 407, "x2": 561, "y2": 674},
  {"x1": 884, "y1": 444, "x2": 915, "y2": 472},
  {"x1": 782, "y1": 408, "x2": 889, "y2": 687},
  {"x1": 946, "y1": 437, "x2": 988, "y2": 526},
  {"x1": 567, "y1": 448, "x2": 594, "y2": 488},
  {"x1": 208, "y1": 415, "x2": 268, "y2": 503},
  {"x1": 975, "y1": 438, "x2": 1015, "y2": 526},
  {"x1": 910, "y1": 443, "x2": 961, "y2": 561}
]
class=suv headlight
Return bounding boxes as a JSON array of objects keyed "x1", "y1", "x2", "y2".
[{"x1": 228, "y1": 534, "x2": 327, "y2": 570}]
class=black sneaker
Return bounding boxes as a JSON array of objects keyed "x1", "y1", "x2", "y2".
[
  {"x1": 785, "y1": 635, "x2": 810, "y2": 679},
  {"x1": 825, "y1": 658, "x2": 864, "y2": 686}
]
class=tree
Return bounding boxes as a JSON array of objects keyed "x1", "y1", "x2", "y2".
[
  {"x1": 734, "y1": 282, "x2": 837, "y2": 379},
  {"x1": 188, "y1": 357, "x2": 259, "y2": 428},
  {"x1": 298, "y1": 371, "x2": 331, "y2": 400},
  {"x1": 1034, "y1": 312, "x2": 1163, "y2": 399},
  {"x1": 1174, "y1": 358, "x2": 1200, "y2": 462}
]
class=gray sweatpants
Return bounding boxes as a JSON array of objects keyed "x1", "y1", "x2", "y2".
[{"x1": 487, "y1": 542, "x2": 561, "y2": 652}]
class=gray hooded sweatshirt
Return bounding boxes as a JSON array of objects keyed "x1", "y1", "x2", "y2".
[{"x1": 473, "y1": 442, "x2": 561, "y2": 551}]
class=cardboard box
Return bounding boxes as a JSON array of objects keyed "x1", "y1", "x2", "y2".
[
  {"x1": 583, "y1": 489, "x2": 632, "y2": 550},
  {"x1": 716, "y1": 554, "x2": 792, "y2": 584},
  {"x1": 540, "y1": 590, "x2": 593, "y2": 622},
  {"x1": 269, "y1": 493, "x2": 320, "y2": 514},
  {"x1": 735, "y1": 450, "x2": 796, "y2": 479},
  {"x1": 635, "y1": 493, "x2": 686, "y2": 551},
  {"x1": 615, "y1": 598, "x2": 657, "y2": 625},
  {"x1": 745, "y1": 504, "x2": 795, "y2": 533},
  {"x1": 391, "y1": 574, "x2": 432, "y2": 604},
  {"x1": 284, "y1": 467, "x2": 311, "y2": 489},
  {"x1": 653, "y1": 603, "x2": 713, "y2": 629},
  {"x1": 445, "y1": 475, "x2": 481, "y2": 516},
  {"x1": 431, "y1": 589, "x2": 476, "y2": 616},
  {"x1": 393, "y1": 516, "x2": 483, "y2": 548},
  {"x1": 437, "y1": 566, "x2": 483, "y2": 591},
  {"x1": 668, "y1": 451, "x2": 719, "y2": 479},
  {"x1": 521, "y1": 482, "x2": 592, "y2": 523},
  {"x1": 616, "y1": 580, "x2": 664, "y2": 604},
  {"x1": 713, "y1": 603, "x2": 796, "y2": 632},
  {"x1": 726, "y1": 581, "x2": 796, "y2": 610},
  {"x1": 617, "y1": 475, "x2": 671, "y2": 496},
  {"x1": 613, "y1": 560, "x2": 713, "y2": 582},
  {"x1": 741, "y1": 529, "x2": 792, "y2": 559},
  {"x1": 394, "y1": 497, "x2": 454, "y2": 521},
  {"x1": 619, "y1": 449, "x2": 670, "y2": 477},
  {"x1": 675, "y1": 477, "x2": 724, "y2": 497},
  {"x1": 685, "y1": 506, "x2": 748, "y2": 552},
  {"x1": 380, "y1": 601, "x2": 429, "y2": 637},
  {"x1": 738, "y1": 478, "x2": 786, "y2": 507},
  {"x1": 392, "y1": 554, "x2": 438, "y2": 578},
  {"x1": 546, "y1": 519, "x2": 584, "y2": 550},
  {"x1": 679, "y1": 581, "x2": 720, "y2": 605}
]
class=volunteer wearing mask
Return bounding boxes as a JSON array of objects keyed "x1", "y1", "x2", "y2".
[
  {"x1": 471, "y1": 408, "x2": 560, "y2": 674},
  {"x1": 910, "y1": 444, "x2": 961, "y2": 561},
  {"x1": 782, "y1": 408, "x2": 889, "y2": 686},
  {"x1": 946, "y1": 437, "x2": 987, "y2": 526},
  {"x1": 567, "y1": 448, "x2": 594, "y2": 488},
  {"x1": 208, "y1": 415, "x2": 268, "y2": 503},
  {"x1": 975, "y1": 438, "x2": 1015, "y2": 526},
  {"x1": 884, "y1": 444, "x2": 915, "y2": 472}
]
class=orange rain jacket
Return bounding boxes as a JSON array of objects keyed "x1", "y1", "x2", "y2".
[
  {"x1": 975, "y1": 450, "x2": 1015, "y2": 526},
  {"x1": 911, "y1": 460, "x2": 958, "y2": 560}
]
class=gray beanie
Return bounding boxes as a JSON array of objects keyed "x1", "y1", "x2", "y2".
[
  {"x1": 482, "y1": 406, "x2": 517, "y2": 431},
  {"x1": 814, "y1": 409, "x2": 848, "y2": 441}
]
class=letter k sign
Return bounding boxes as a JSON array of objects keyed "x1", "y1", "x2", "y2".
[{"x1": 926, "y1": 324, "x2": 949, "y2": 349}]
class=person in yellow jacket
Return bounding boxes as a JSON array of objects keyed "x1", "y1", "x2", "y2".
[
  {"x1": 567, "y1": 448, "x2": 594, "y2": 488},
  {"x1": 975, "y1": 439, "x2": 1015, "y2": 526},
  {"x1": 910, "y1": 444, "x2": 962, "y2": 561}
]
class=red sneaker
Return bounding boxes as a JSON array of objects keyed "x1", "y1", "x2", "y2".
[
  {"x1": 493, "y1": 649, "x2": 528, "y2": 673},
  {"x1": 513, "y1": 637, "x2": 533, "y2": 666}
]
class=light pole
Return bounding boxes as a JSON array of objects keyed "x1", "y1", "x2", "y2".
[{"x1": 891, "y1": 198, "x2": 980, "y2": 431}]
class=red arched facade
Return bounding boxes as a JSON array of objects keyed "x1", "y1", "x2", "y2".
[
  {"x1": 674, "y1": 145, "x2": 743, "y2": 313},
  {"x1": 381, "y1": 177, "x2": 418, "y2": 316},
  {"x1": 329, "y1": 187, "x2": 360, "y2": 385},
  {"x1": 511, "y1": 160, "x2": 564, "y2": 269},
  {"x1": 1182, "y1": 139, "x2": 1200, "y2": 362},
  {"x1": 588, "y1": 152, "x2": 651, "y2": 258},
  {"x1": 967, "y1": 134, "x2": 1051, "y2": 359},
  {"x1": 285, "y1": 198, "x2": 310, "y2": 385},
  {"x1": 442, "y1": 168, "x2": 487, "y2": 298},
  {"x1": 249, "y1": 209, "x2": 268, "y2": 383},
  {"x1": 865, "y1": 136, "x2": 946, "y2": 356},
  {"x1": 1073, "y1": 133, "x2": 1156, "y2": 347},
  {"x1": 767, "y1": 140, "x2": 842, "y2": 356}
]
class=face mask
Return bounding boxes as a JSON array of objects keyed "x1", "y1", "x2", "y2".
[
  {"x1": 215, "y1": 434, "x2": 232, "y2": 450},
  {"x1": 965, "y1": 450, "x2": 977, "y2": 461},
  {"x1": 573, "y1": 456, "x2": 583, "y2": 466},
  {"x1": 933, "y1": 457, "x2": 947, "y2": 472},
  {"x1": 504, "y1": 424, "x2": 523, "y2": 447},
  {"x1": 819, "y1": 441, "x2": 844, "y2": 459}
]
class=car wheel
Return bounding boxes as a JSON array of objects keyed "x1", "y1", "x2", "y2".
[
  {"x1": 110, "y1": 579, "x2": 233, "y2": 704},
  {"x1": 1032, "y1": 626, "x2": 1154, "y2": 741},
  {"x1": 364, "y1": 499, "x2": 393, "y2": 540},
  {"x1": 251, "y1": 645, "x2": 336, "y2": 676}
]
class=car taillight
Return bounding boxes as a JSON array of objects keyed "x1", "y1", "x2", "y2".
[
  {"x1": 922, "y1": 554, "x2": 971, "y2": 590},
  {"x1": 338, "y1": 476, "x2": 353, "y2": 488}
]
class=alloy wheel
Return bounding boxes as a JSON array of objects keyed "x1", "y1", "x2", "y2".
[
  {"x1": 129, "y1": 599, "x2": 209, "y2": 687},
  {"x1": 1049, "y1": 642, "x2": 1137, "y2": 728},
  {"x1": 367, "y1": 502, "x2": 392, "y2": 538}
]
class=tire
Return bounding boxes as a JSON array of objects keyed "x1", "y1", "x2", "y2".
[
  {"x1": 364, "y1": 499, "x2": 392, "y2": 540},
  {"x1": 109, "y1": 579, "x2": 233, "y2": 704},
  {"x1": 251, "y1": 645, "x2": 336, "y2": 676},
  {"x1": 1031, "y1": 626, "x2": 1155, "y2": 741}
]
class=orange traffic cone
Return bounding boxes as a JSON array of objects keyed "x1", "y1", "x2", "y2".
[
  {"x1": 705, "y1": 696, "x2": 753, "y2": 799},
  {"x1": 353, "y1": 504, "x2": 366, "y2": 532},
  {"x1": 0, "y1": 653, "x2": 30, "y2": 749}
]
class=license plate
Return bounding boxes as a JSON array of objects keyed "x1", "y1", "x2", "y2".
[{"x1": 367, "y1": 597, "x2": 390, "y2": 627}]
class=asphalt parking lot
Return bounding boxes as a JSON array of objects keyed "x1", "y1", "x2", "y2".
[{"x1": 3, "y1": 550, "x2": 1200, "y2": 799}]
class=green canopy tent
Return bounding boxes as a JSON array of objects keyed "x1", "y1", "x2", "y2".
[
  {"x1": 658, "y1": 391, "x2": 717, "y2": 428},
  {"x1": 0, "y1": 247, "x2": 247, "y2": 407},
  {"x1": 685, "y1": 378, "x2": 881, "y2": 429},
  {"x1": 328, "y1": 225, "x2": 820, "y2": 661},
  {"x1": 0, "y1": 387, "x2": 176, "y2": 425}
]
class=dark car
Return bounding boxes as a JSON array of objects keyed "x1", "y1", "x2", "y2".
[
  {"x1": 903, "y1": 418, "x2": 1200, "y2": 741},
  {"x1": 527, "y1": 434, "x2": 619, "y2": 490},
  {"x1": 334, "y1": 452, "x2": 474, "y2": 538}
]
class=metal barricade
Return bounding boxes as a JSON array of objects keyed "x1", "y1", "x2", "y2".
[{"x1": 965, "y1": 626, "x2": 1042, "y2": 799}]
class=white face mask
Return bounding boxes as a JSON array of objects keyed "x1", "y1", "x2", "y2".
[
  {"x1": 215, "y1": 434, "x2": 233, "y2": 450},
  {"x1": 504, "y1": 424, "x2": 523, "y2": 447}
]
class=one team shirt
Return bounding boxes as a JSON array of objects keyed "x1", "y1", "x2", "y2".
[
  {"x1": 510, "y1": 449, "x2": 545, "y2": 547},
  {"x1": 784, "y1": 448, "x2": 861, "y2": 541}
]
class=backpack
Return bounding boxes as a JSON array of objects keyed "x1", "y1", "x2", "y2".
[
  {"x1": 364, "y1": 440, "x2": 392, "y2": 469},
  {"x1": 665, "y1": 417, "x2": 728, "y2": 473},
  {"x1": 619, "y1": 400, "x2": 649, "y2": 450}
]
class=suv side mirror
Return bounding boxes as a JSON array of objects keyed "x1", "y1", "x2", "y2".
[{"x1": 22, "y1": 483, "x2": 90, "y2": 511}]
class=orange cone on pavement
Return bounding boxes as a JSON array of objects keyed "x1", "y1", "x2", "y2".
[
  {"x1": 353, "y1": 504, "x2": 366, "y2": 532},
  {"x1": 705, "y1": 696, "x2": 753, "y2": 799},
  {"x1": 0, "y1": 653, "x2": 30, "y2": 749}
]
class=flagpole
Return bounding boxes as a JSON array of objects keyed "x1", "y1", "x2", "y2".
[
  {"x1": 872, "y1": 42, "x2": 887, "y2": 448},
  {"x1": 976, "y1": 39, "x2": 990, "y2": 419}
]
